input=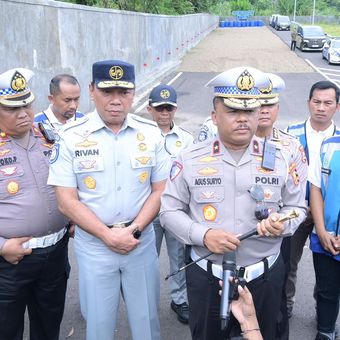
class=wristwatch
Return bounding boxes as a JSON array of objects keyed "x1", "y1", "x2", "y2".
[{"x1": 131, "y1": 223, "x2": 142, "y2": 239}]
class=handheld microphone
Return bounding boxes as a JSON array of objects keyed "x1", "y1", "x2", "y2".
[{"x1": 220, "y1": 251, "x2": 236, "y2": 331}]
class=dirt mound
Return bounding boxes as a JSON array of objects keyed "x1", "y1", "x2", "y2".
[{"x1": 179, "y1": 27, "x2": 313, "y2": 73}]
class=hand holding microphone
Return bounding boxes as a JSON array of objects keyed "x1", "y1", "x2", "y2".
[{"x1": 220, "y1": 251, "x2": 236, "y2": 331}]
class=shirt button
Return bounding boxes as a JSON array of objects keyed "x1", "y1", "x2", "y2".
[
  {"x1": 115, "y1": 137, "x2": 118, "y2": 141},
  {"x1": 117, "y1": 161, "x2": 121, "y2": 166},
  {"x1": 117, "y1": 186, "x2": 121, "y2": 191}
]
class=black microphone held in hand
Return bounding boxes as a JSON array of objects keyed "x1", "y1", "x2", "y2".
[{"x1": 220, "y1": 251, "x2": 236, "y2": 331}]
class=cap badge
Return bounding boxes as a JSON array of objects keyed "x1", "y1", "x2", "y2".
[
  {"x1": 236, "y1": 70, "x2": 255, "y2": 91},
  {"x1": 11, "y1": 71, "x2": 27, "y2": 92},
  {"x1": 260, "y1": 80, "x2": 273, "y2": 94},
  {"x1": 109, "y1": 66, "x2": 124, "y2": 80},
  {"x1": 160, "y1": 89, "x2": 170, "y2": 99}
]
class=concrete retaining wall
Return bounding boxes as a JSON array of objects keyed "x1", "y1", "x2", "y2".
[{"x1": 0, "y1": 0, "x2": 218, "y2": 112}]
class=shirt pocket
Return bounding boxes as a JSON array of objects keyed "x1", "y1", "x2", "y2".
[
  {"x1": 191, "y1": 186, "x2": 225, "y2": 223},
  {"x1": 130, "y1": 153, "x2": 155, "y2": 190}
]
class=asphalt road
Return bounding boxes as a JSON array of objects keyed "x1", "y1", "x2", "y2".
[{"x1": 24, "y1": 25, "x2": 339, "y2": 340}]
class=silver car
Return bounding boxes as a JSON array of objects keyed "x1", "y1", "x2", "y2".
[{"x1": 322, "y1": 38, "x2": 340, "y2": 65}]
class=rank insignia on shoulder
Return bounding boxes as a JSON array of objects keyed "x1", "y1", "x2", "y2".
[
  {"x1": 253, "y1": 140, "x2": 260, "y2": 155},
  {"x1": 49, "y1": 143, "x2": 60, "y2": 164},
  {"x1": 7, "y1": 181, "x2": 19, "y2": 194},
  {"x1": 212, "y1": 140, "x2": 220, "y2": 155},
  {"x1": 170, "y1": 161, "x2": 183, "y2": 181}
]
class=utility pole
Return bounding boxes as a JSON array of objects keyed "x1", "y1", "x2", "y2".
[
  {"x1": 312, "y1": 0, "x2": 316, "y2": 24},
  {"x1": 293, "y1": 0, "x2": 297, "y2": 21}
]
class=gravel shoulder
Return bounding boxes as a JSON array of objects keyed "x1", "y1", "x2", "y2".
[{"x1": 179, "y1": 27, "x2": 314, "y2": 73}]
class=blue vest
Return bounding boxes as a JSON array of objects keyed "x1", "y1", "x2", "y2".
[
  {"x1": 310, "y1": 135, "x2": 340, "y2": 261},
  {"x1": 287, "y1": 121, "x2": 340, "y2": 203}
]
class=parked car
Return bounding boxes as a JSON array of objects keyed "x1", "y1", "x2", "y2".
[
  {"x1": 274, "y1": 15, "x2": 290, "y2": 30},
  {"x1": 296, "y1": 24, "x2": 326, "y2": 51},
  {"x1": 322, "y1": 38, "x2": 340, "y2": 64}
]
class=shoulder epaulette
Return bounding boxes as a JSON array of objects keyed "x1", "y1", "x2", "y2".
[
  {"x1": 34, "y1": 111, "x2": 47, "y2": 122},
  {"x1": 182, "y1": 139, "x2": 211, "y2": 159},
  {"x1": 130, "y1": 114, "x2": 157, "y2": 127},
  {"x1": 178, "y1": 126, "x2": 193, "y2": 136},
  {"x1": 0, "y1": 131, "x2": 10, "y2": 142},
  {"x1": 278, "y1": 128, "x2": 296, "y2": 139},
  {"x1": 32, "y1": 125, "x2": 44, "y2": 138},
  {"x1": 63, "y1": 115, "x2": 89, "y2": 132}
]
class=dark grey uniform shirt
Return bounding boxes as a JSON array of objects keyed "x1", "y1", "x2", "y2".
[
  {"x1": 160, "y1": 134, "x2": 308, "y2": 267},
  {"x1": 0, "y1": 127, "x2": 68, "y2": 250}
]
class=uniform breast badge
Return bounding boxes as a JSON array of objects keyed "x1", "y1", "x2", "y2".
[
  {"x1": 203, "y1": 204, "x2": 217, "y2": 221},
  {"x1": 197, "y1": 167, "x2": 219, "y2": 175},
  {"x1": 176, "y1": 140, "x2": 182, "y2": 148},
  {"x1": 139, "y1": 171, "x2": 148, "y2": 183},
  {"x1": 137, "y1": 133, "x2": 145, "y2": 141},
  {"x1": 7, "y1": 181, "x2": 19, "y2": 194},
  {"x1": 0, "y1": 149, "x2": 10, "y2": 157},
  {"x1": 84, "y1": 176, "x2": 96, "y2": 189},
  {"x1": 138, "y1": 143, "x2": 147, "y2": 152},
  {"x1": 1, "y1": 166, "x2": 17, "y2": 176}
]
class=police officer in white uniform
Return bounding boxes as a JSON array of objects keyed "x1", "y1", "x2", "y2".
[
  {"x1": 147, "y1": 84, "x2": 193, "y2": 323},
  {"x1": 160, "y1": 67, "x2": 307, "y2": 340},
  {"x1": 48, "y1": 60, "x2": 170, "y2": 340}
]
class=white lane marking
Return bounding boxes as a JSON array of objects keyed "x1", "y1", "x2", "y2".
[
  {"x1": 305, "y1": 59, "x2": 340, "y2": 89},
  {"x1": 134, "y1": 72, "x2": 183, "y2": 113}
]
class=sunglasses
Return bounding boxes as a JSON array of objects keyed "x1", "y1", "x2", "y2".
[{"x1": 153, "y1": 105, "x2": 176, "y2": 112}]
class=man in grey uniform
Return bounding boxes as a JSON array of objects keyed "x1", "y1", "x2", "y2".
[
  {"x1": 0, "y1": 68, "x2": 70, "y2": 340},
  {"x1": 147, "y1": 84, "x2": 193, "y2": 323},
  {"x1": 160, "y1": 66, "x2": 307, "y2": 340},
  {"x1": 48, "y1": 60, "x2": 170, "y2": 340}
]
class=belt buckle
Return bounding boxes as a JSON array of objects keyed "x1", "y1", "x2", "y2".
[{"x1": 112, "y1": 223, "x2": 125, "y2": 228}]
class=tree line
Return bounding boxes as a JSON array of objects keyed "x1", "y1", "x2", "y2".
[{"x1": 61, "y1": 0, "x2": 339, "y2": 17}]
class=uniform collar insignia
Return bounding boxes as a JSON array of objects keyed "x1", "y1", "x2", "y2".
[{"x1": 212, "y1": 140, "x2": 220, "y2": 155}]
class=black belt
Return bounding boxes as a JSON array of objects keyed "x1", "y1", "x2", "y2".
[{"x1": 107, "y1": 221, "x2": 133, "y2": 228}]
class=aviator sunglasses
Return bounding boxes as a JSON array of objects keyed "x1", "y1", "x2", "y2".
[{"x1": 153, "y1": 104, "x2": 176, "y2": 112}]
